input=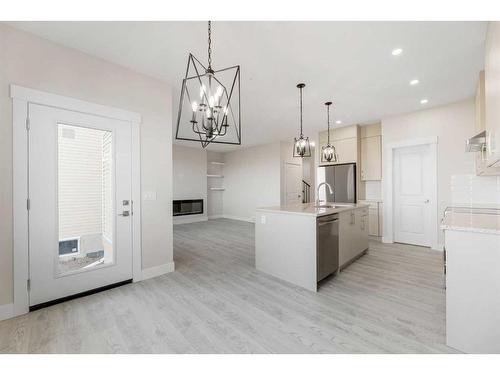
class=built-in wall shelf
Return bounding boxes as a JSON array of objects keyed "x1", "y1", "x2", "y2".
[
  {"x1": 207, "y1": 174, "x2": 224, "y2": 178},
  {"x1": 209, "y1": 187, "x2": 225, "y2": 191},
  {"x1": 210, "y1": 161, "x2": 225, "y2": 165}
]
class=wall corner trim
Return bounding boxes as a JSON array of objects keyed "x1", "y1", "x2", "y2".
[
  {"x1": 141, "y1": 262, "x2": 175, "y2": 281},
  {"x1": 0, "y1": 303, "x2": 15, "y2": 322}
]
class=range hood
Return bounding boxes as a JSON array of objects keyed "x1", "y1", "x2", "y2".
[{"x1": 466, "y1": 131, "x2": 487, "y2": 152}]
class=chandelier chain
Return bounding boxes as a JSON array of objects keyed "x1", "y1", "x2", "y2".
[{"x1": 208, "y1": 21, "x2": 212, "y2": 69}]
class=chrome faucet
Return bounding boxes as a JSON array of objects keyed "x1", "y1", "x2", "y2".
[{"x1": 316, "y1": 182, "x2": 334, "y2": 206}]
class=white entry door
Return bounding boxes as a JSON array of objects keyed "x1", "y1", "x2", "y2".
[
  {"x1": 29, "y1": 103, "x2": 133, "y2": 307},
  {"x1": 284, "y1": 162, "x2": 302, "y2": 205},
  {"x1": 393, "y1": 144, "x2": 432, "y2": 247}
]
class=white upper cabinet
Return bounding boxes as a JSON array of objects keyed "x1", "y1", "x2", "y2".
[
  {"x1": 360, "y1": 123, "x2": 382, "y2": 181},
  {"x1": 485, "y1": 22, "x2": 500, "y2": 168}
]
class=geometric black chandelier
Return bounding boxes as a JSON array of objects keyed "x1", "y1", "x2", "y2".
[
  {"x1": 175, "y1": 21, "x2": 241, "y2": 148},
  {"x1": 321, "y1": 101, "x2": 338, "y2": 163},
  {"x1": 293, "y1": 83, "x2": 312, "y2": 158}
]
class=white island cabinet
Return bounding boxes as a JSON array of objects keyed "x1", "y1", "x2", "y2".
[
  {"x1": 255, "y1": 203, "x2": 369, "y2": 292},
  {"x1": 442, "y1": 208, "x2": 500, "y2": 353}
]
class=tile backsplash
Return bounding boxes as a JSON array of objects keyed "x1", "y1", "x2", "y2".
[
  {"x1": 451, "y1": 174, "x2": 500, "y2": 205},
  {"x1": 364, "y1": 180, "x2": 382, "y2": 200}
]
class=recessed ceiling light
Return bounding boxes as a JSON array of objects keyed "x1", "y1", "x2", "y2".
[
  {"x1": 335, "y1": 120, "x2": 342, "y2": 124},
  {"x1": 420, "y1": 99, "x2": 428, "y2": 104},
  {"x1": 392, "y1": 48, "x2": 403, "y2": 56},
  {"x1": 410, "y1": 79, "x2": 419, "y2": 85}
]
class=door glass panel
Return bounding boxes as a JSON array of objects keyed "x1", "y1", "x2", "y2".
[{"x1": 57, "y1": 124, "x2": 114, "y2": 276}]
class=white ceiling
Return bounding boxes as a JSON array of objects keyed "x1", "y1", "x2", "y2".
[{"x1": 8, "y1": 21, "x2": 487, "y2": 151}]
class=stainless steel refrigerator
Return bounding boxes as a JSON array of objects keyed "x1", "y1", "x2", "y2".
[{"x1": 317, "y1": 163, "x2": 357, "y2": 203}]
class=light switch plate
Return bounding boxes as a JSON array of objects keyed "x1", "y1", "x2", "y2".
[
  {"x1": 144, "y1": 191, "x2": 157, "y2": 201},
  {"x1": 260, "y1": 215, "x2": 266, "y2": 224}
]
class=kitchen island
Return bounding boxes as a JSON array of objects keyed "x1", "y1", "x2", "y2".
[
  {"x1": 441, "y1": 206, "x2": 500, "y2": 353},
  {"x1": 255, "y1": 202, "x2": 369, "y2": 292}
]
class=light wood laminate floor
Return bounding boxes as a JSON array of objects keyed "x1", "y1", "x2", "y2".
[{"x1": 0, "y1": 219, "x2": 456, "y2": 353}]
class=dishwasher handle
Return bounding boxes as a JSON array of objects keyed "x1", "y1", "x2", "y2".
[{"x1": 318, "y1": 218, "x2": 339, "y2": 226}]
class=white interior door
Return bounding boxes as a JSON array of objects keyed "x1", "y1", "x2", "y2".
[
  {"x1": 29, "y1": 103, "x2": 133, "y2": 307},
  {"x1": 393, "y1": 144, "x2": 432, "y2": 247},
  {"x1": 284, "y1": 162, "x2": 302, "y2": 205}
]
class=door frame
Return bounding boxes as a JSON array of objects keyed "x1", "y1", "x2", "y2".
[
  {"x1": 11, "y1": 85, "x2": 142, "y2": 317},
  {"x1": 383, "y1": 136, "x2": 439, "y2": 250}
]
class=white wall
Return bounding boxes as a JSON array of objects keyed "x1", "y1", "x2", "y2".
[
  {"x1": 382, "y1": 99, "x2": 476, "y2": 247},
  {"x1": 223, "y1": 142, "x2": 282, "y2": 221},
  {"x1": 0, "y1": 24, "x2": 173, "y2": 307},
  {"x1": 172, "y1": 145, "x2": 207, "y2": 223}
]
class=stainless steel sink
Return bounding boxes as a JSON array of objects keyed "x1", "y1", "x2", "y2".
[
  {"x1": 314, "y1": 204, "x2": 337, "y2": 209},
  {"x1": 314, "y1": 203, "x2": 355, "y2": 209}
]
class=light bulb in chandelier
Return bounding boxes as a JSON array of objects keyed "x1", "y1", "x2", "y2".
[
  {"x1": 294, "y1": 135, "x2": 311, "y2": 157},
  {"x1": 215, "y1": 86, "x2": 223, "y2": 100},
  {"x1": 322, "y1": 144, "x2": 338, "y2": 162}
]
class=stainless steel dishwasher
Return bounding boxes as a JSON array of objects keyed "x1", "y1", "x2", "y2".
[{"x1": 316, "y1": 214, "x2": 339, "y2": 282}]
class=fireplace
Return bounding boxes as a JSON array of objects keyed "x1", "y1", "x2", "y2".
[{"x1": 173, "y1": 199, "x2": 204, "y2": 216}]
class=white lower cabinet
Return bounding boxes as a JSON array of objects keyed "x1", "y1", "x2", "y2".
[
  {"x1": 359, "y1": 200, "x2": 383, "y2": 237},
  {"x1": 368, "y1": 208, "x2": 379, "y2": 236},
  {"x1": 339, "y1": 207, "x2": 369, "y2": 269}
]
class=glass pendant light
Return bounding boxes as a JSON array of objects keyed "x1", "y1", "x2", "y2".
[
  {"x1": 321, "y1": 101, "x2": 338, "y2": 163},
  {"x1": 175, "y1": 21, "x2": 241, "y2": 148},
  {"x1": 293, "y1": 83, "x2": 312, "y2": 158}
]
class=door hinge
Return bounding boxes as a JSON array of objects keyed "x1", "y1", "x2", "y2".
[
  {"x1": 27, "y1": 279, "x2": 31, "y2": 291},
  {"x1": 27, "y1": 198, "x2": 30, "y2": 210},
  {"x1": 26, "y1": 117, "x2": 30, "y2": 131}
]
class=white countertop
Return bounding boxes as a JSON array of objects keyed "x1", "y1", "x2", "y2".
[
  {"x1": 441, "y1": 211, "x2": 500, "y2": 235},
  {"x1": 256, "y1": 202, "x2": 369, "y2": 217}
]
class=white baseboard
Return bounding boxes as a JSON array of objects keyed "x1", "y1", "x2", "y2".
[
  {"x1": 173, "y1": 215, "x2": 208, "y2": 225},
  {"x1": 222, "y1": 215, "x2": 255, "y2": 223},
  {"x1": 208, "y1": 215, "x2": 223, "y2": 220},
  {"x1": 141, "y1": 262, "x2": 175, "y2": 281},
  {"x1": 0, "y1": 303, "x2": 14, "y2": 322},
  {"x1": 382, "y1": 236, "x2": 393, "y2": 244},
  {"x1": 432, "y1": 242, "x2": 444, "y2": 251}
]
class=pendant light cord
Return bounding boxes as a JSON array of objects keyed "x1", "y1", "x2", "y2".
[
  {"x1": 327, "y1": 104, "x2": 330, "y2": 144},
  {"x1": 208, "y1": 21, "x2": 212, "y2": 69},
  {"x1": 299, "y1": 86, "x2": 303, "y2": 136}
]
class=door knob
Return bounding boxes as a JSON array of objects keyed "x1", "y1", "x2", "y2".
[
  {"x1": 424, "y1": 199, "x2": 430, "y2": 203},
  {"x1": 119, "y1": 211, "x2": 130, "y2": 217}
]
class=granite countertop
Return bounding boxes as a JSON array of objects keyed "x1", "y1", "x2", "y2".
[
  {"x1": 256, "y1": 202, "x2": 369, "y2": 217},
  {"x1": 441, "y1": 211, "x2": 500, "y2": 235}
]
